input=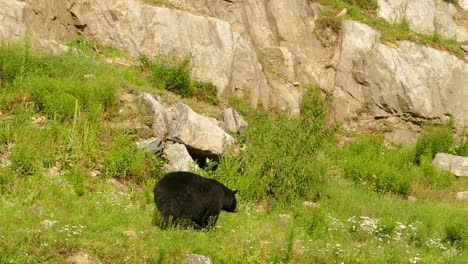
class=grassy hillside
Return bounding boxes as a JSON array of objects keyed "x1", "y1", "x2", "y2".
[{"x1": 0, "y1": 40, "x2": 467, "y2": 263}]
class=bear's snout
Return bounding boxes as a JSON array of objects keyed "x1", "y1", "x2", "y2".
[{"x1": 233, "y1": 207, "x2": 238, "y2": 213}]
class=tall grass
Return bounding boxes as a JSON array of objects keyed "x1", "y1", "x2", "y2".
[
  {"x1": 213, "y1": 86, "x2": 335, "y2": 201},
  {"x1": 139, "y1": 54, "x2": 219, "y2": 104}
]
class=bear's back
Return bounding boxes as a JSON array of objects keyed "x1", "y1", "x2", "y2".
[{"x1": 155, "y1": 171, "x2": 219, "y2": 194}]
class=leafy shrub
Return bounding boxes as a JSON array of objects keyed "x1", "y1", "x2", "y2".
[
  {"x1": 10, "y1": 142, "x2": 40, "y2": 176},
  {"x1": 140, "y1": 54, "x2": 192, "y2": 95},
  {"x1": 414, "y1": 125, "x2": 454, "y2": 164},
  {"x1": 63, "y1": 168, "x2": 86, "y2": 196},
  {"x1": 102, "y1": 135, "x2": 146, "y2": 179},
  {"x1": 214, "y1": 86, "x2": 334, "y2": 201},
  {"x1": 444, "y1": 220, "x2": 467, "y2": 249},
  {"x1": 140, "y1": 54, "x2": 219, "y2": 104},
  {"x1": 335, "y1": 137, "x2": 414, "y2": 195},
  {"x1": 0, "y1": 40, "x2": 41, "y2": 85}
]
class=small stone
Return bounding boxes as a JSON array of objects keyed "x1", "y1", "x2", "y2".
[
  {"x1": 66, "y1": 252, "x2": 100, "y2": 264},
  {"x1": 42, "y1": 220, "x2": 57, "y2": 228},
  {"x1": 90, "y1": 170, "x2": 101, "y2": 178},
  {"x1": 45, "y1": 167, "x2": 60, "y2": 178},
  {"x1": 456, "y1": 191, "x2": 468, "y2": 201},
  {"x1": 122, "y1": 230, "x2": 137, "y2": 238},
  {"x1": 302, "y1": 201, "x2": 320, "y2": 208},
  {"x1": 461, "y1": 45, "x2": 468, "y2": 53},
  {"x1": 184, "y1": 253, "x2": 212, "y2": 264},
  {"x1": 336, "y1": 8, "x2": 347, "y2": 18},
  {"x1": 136, "y1": 137, "x2": 164, "y2": 153},
  {"x1": 31, "y1": 204, "x2": 44, "y2": 216},
  {"x1": 407, "y1": 196, "x2": 417, "y2": 202},
  {"x1": 278, "y1": 214, "x2": 292, "y2": 228},
  {"x1": 83, "y1": 74, "x2": 94, "y2": 79}
]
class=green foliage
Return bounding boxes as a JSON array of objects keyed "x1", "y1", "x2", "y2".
[
  {"x1": 214, "y1": 86, "x2": 334, "y2": 201},
  {"x1": 318, "y1": 0, "x2": 464, "y2": 56},
  {"x1": 139, "y1": 54, "x2": 219, "y2": 104},
  {"x1": 140, "y1": 54, "x2": 192, "y2": 94},
  {"x1": 0, "y1": 40, "x2": 40, "y2": 85},
  {"x1": 414, "y1": 125, "x2": 455, "y2": 164},
  {"x1": 332, "y1": 136, "x2": 414, "y2": 195},
  {"x1": 102, "y1": 135, "x2": 146, "y2": 179},
  {"x1": 445, "y1": 219, "x2": 467, "y2": 249},
  {"x1": 342, "y1": 0, "x2": 378, "y2": 10}
]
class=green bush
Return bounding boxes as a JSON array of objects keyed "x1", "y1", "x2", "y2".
[
  {"x1": 140, "y1": 54, "x2": 192, "y2": 95},
  {"x1": 102, "y1": 135, "x2": 146, "y2": 179},
  {"x1": 444, "y1": 220, "x2": 467, "y2": 249},
  {"x1": 140, "y1": 54, "x2": 219, "y2": 104},
  {"x1": 214, "y1": 86, "x2": 333, "y2": 201},
  {"x1": 414, "y1": 126, "x2": 454, "y2": 164},
  {"x1": 0, "y1": 40, "x2": 38, "y2": 85},
  {"x1": 335, "y1": 137, "x2": 414, "y2": 195}
]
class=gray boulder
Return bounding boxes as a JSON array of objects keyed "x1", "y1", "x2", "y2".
[
  {"x1": 138, "y1": 92, "x2": 170, "y2": 139},
  {"x1": 222, "y1": 108, "x2": 248, "y2": 134},
  {"x1": 136, "y1": 137, "x2": 164, "y2": 153},
  {"x1": 163, "y1": 142, "x2": 198, "y2": 171},
  {"x1": 184, "y1": 254, "x2": 212, "y2": 264},
  {"x1": 432, "y1": 153, "x2": 468, "y2": 177},
  {"x1": 170, "y1": 103, "x2": 234, "y2": 158}
]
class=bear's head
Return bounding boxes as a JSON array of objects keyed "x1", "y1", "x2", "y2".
[{"x1": 223, "y1": 189, "x2": 238, "y2": 213}]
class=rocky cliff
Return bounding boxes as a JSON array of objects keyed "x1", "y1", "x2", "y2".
[{"x1": 1, "y1": 0, "x2": 467, "y2": 144}]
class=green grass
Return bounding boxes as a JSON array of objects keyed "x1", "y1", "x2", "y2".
[
  {"x1": 0, "y1": 40, "x2": 467, "y2": 263},
  {"x1": 139, "y1": 54, "x2": 219, "y2": 105}
]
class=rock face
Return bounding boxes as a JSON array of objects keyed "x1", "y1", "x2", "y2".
[
  {"x1": 377, "y1": 0, "x2": 468, "y2": 41},
  {"x1": 432, "y1": 153, "x2": 468, "y2": 177},
  {"x1": 1, "y1": 0, "x2": 468, "y2": 137},
  {"x1": 170, "y1": 103, "x2": 234, "y2": 158},
  {"x1": 331, "y1": 20, "x2": 468, "y2": 133}
]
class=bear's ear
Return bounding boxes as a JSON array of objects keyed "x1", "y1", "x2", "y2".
[{"x1": 233, "y1": 190, "x2": 238, "y2": 195}]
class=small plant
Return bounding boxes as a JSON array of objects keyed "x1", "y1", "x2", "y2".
[
  {"x1": 414, "y1": 125, "x2": 454, "y2": 164},
  {"x1": 444, "y1": 220, "x2": 467, "y2": 249},
  {"x1": 140, "y1": 54, "x2": 219, "y2": 104},
  {"x1": 102, "y1": 135, "x2": 146, "y2": 179},
  {"x1": 140, "y1": 54, "x2": 192, "y2": 95}
]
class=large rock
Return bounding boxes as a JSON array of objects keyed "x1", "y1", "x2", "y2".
[
  {"x1": 170, "y1": 103, "x2": 234, "y2": 158},
  {"x1": 332, "y1": 21, "x2": 468, "y2": 133},
  {"x1": 163, "y1": 142, "x2": 197, "y2": 171},
  {"x1": 184, "y1": 254, "x2": 212, "y2": 264},
  {"x1": 136, "y1": 137, "x2": 164, "y2": 153},
  {"x1": 377, "y1": 0, "x2": 468, "y2": 41},
  {"x1": 432, "y1": 153, "x2": 468, "y2": 177},
  {"x1": 0, "y1": 0, "x2": 27, "y2": 41},
  {"x1": 138, "y1": 92, "x2": 171, "y2": 139},
  {"x1": 222, "y1": 108, "x2": 248, "y2": 134}
]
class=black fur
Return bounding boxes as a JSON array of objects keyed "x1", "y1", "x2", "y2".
[{"x1": 154, "y1": 171, "x2": 238, "y2": 229}]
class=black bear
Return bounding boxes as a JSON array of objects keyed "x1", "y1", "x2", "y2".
[{"x1": 154, "y1": 171, "x2": 238, "y2": 229}]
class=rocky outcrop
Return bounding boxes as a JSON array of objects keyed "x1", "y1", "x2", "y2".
[
  {"x1": 1, "y1": 0, "x2": 467, "y2": 138},
  {"x1": 163, "y1": 142, "x2": 198, "y2": 171},
  {"x1": 377, "y1": 0, "x2": 468, "y2": 41},
  {"x1": 170, "y1": 103, "x2": 234, "y2": 158},
  {"x1": 222, "y1": 108, "x2": 248, "y2": 134},
  {"x1": 138, "y1": 92, "x2": 171, "y2": 139},
  {"x1": 330, "y1": 21, "x2": 468, "y2": 134},
  {"x1": 432, "y1": 153, "x2": 468, "y2": 177}
]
